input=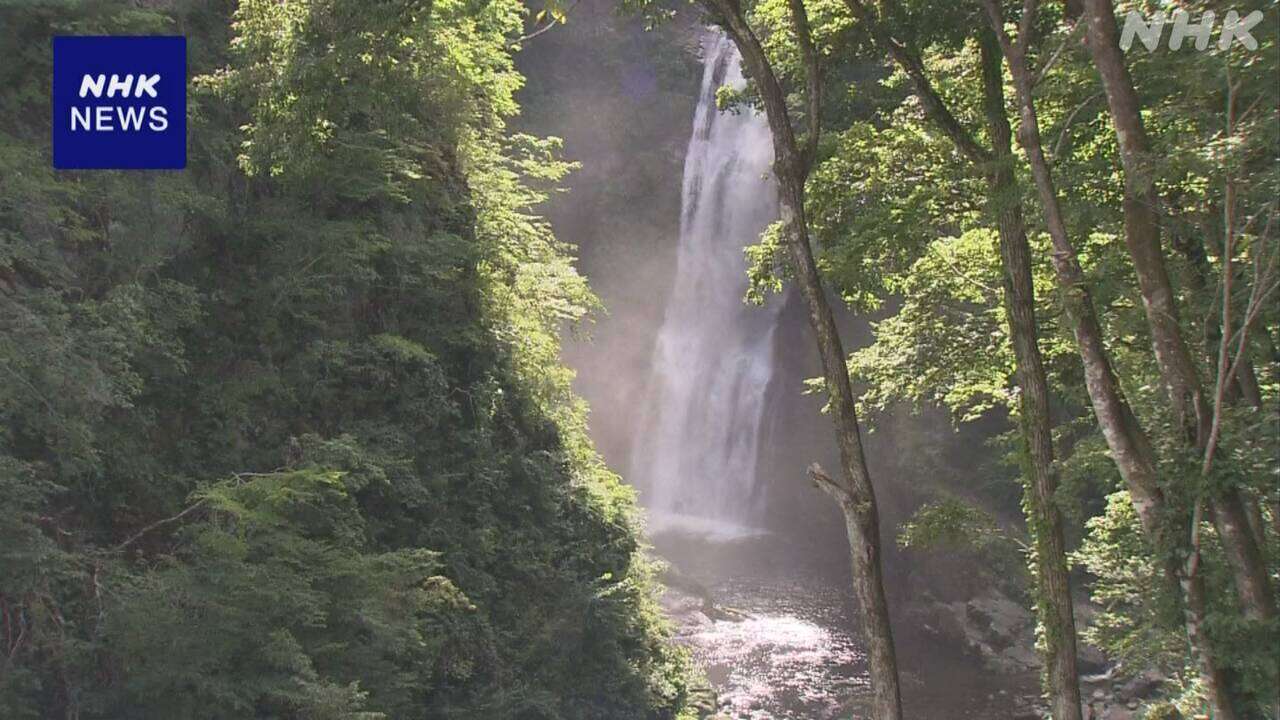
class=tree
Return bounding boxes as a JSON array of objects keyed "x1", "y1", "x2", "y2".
[
  {"x1": 978, "y1": 0, "x2": 1244, "y2": 715},
  {"x1": 0, "y1": 1, "x2": 695, "y2": 717},
  {"x1": 772, "y1": 0, "x2": 1276, "y2": 711},
  {"x1": 1080, "y1": 0, "x2": 1275, "y2": 631},
  {"x1": 838, "y1": 3, "x2": 1082, "y2": 715},
  {"x1": 696, "y1": 0, "x2": 906, "y2": 715}
]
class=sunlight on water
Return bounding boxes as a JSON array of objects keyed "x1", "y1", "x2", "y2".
[
  {"x1": 672, "y1": 575, "x2": 870, "y2": 719},
  {"x1": 657, "y1": 533, "x2": 1036, "y2": 720}
]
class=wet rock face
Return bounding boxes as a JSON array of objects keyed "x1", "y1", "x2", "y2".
[
  {"x1": 906, "y1": 587, "x2": 1040, "y2": 674},
  {"x1": 907, "y1": 590, "x2": 1175, "y2": 719}
]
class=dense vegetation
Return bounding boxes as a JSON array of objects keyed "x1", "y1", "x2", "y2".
[
  {"x1": 0, "y1": 2, "x2": 694, "y2": 718},
  {"x1": 693, "y1": 0, "x2": 1278, "y2": 716}
]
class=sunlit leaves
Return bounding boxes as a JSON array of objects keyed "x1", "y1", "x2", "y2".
[{"x1": 849, "y1": 229, "x2": 1013, "y2": 421}]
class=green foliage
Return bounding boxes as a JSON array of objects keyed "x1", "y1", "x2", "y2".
[
  {"x1": 898, "y1": 496, "x2": 1029, "y2": 594},
  {"x1": 0, "y1": 1, "x2": 691, "y2": 718},
  {"x1": 101, "y1": 471, "x2": 459, "y2": 720},
  {"x1": 850, "y1": 229, "x2": 1011, "y2": 420},
  {"x1": 1074, "y1": 489, "x2": 1280, "y2": 715},
  {"x1": 898, "y1": 498, "x2": 1013, "y2": 554},
  {"x1": 744, "y1": 221, "x2": 787, "y2": 304},
  {"x1": 746, "y1": 0, "x2": 1280, "y2": 711},
  {"x1": 809, "y1": 117, "x2": 980, "y2": 312},
  {"x1": 1072, "y1": 493, "x2": 1185, "y2": 673}
]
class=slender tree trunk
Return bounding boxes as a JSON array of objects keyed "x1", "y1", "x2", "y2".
[
  {"x1": 1241, "y1": 492, "x2": 1267, "y2": 555},
  {"x1": 978, "y1": 34, "x2": 1082, "y2": 720},
  {"x1": 1235, "y1": 362, "x2": 1263, "y2": 411},
  {"x1": 842, "y1": 9, "x2": 1085, "y2": 714},
  {"x1": 1172, "y1": 227, "x2": 1271, "y2": 561},
  {"x1": 1171, "y1": 222, "x2": 1251, "y2": 405},
  {"x1": 1079, "y1": 0, "x2": 1207, "y2": 444},
  {"x1": 777, "y1": 96, "x2": 906, "y2": 720},
  {"x1": 1184, "y1": 502, "x2": 1240, "y2": 720},
  {"x1": 1211, "y1": 493, "x2": 1274, "y2": 623},
  {"x1": 979, "y1": 4, "x2": 1239, "y2": 716},
  {"x1": 1010, "y1": 57, "x2": 1244, "y2": 720},
  {"x1": 705, "y1": 4, "x2": 904, "y2": 717},
  {"x1": 1081, "y1": 0, "x2": 1276, "y2": 627}
]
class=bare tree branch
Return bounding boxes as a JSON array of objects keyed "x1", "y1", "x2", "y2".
[
  {"x1": 1052, "y1": 91, "x2": 1101, "y2": 160},
  {"x1": 807, "y1": 462, "x2": 850, "y2": 502},
  {"x1": 510, "y1": 0, "x2": 581, "y2": 48},
  {"x1": 113, "y1": 500, "x2": 207, "y2": 552},
  {"x1": 844, "y1": 0, "x2": 991, "y2": 164},
  {"x1": 1034, "y1": 19, "x2": 1083, "y2": 88}
]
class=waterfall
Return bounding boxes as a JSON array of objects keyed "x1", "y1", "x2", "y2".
[{"x1": 629, "y1": 32, "x2": 783, "y2": 537}]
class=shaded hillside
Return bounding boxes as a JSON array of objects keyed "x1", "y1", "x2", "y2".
[{"x1": 0, "y1": 2, "x2": 693, "y2": 718}]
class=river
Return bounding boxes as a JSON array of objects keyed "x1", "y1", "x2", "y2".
[{"x1": 656, "y1": 529, "x2": 1040, "y2": 719}]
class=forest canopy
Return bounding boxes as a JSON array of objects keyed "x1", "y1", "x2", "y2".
[{"x1": 0, "y1": 1, "x2": 693, "y2": 718}]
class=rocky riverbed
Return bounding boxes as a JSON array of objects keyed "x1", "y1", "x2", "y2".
[
  {"x1": 656, "y1": 529, "x2": 1169, "y2": 720},
  {"x1": 654, "y1": 530, "x2": 1044, "y2": 719}
]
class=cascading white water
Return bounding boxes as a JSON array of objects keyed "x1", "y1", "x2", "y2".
[{"x1": 629, "y1": 32, "x2": 783, "y2": 537}]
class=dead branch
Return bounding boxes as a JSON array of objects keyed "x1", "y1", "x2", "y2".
[
  {"x1": 112, "y1": 500, "x2": 207, "y2": 552},
  {"x1": 807, "y1": 462, "x2": 849, "y2": 501}
]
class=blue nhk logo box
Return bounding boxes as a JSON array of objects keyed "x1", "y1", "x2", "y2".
[{"x1": 53, "y1": 36, "x2": 186, "y2": 169}]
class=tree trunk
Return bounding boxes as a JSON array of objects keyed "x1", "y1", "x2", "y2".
[
  {"x1": 1184, "y1": 504, "x2": 1240, "y2": 720},
  {"x1": 979, "y1": 33, "x2": 1083, "y2": 720},
  {"x1": 1081, "y1": 0, "x2": 1276, "y2": 628},
  {"x1": 1079, "y1": 0, "x2": 1207, "y2": 443},
  {"x1": 979, "y1": 4, "x2": 1239, "y2": 716},
  {"x1": 779, "y1": 194, "x2": 902, "y2": 720},
  {"x1": 844, "y1": 11, "x2": 1085, "y2": 715},
  {"x1": 706, "y1": 5, "x2": 904, "y2": 718},
  {"x1": 1235, "y1": 361, "x2": 1263, "y2": 411},
  {"x1": 1241, "y1": 491, "x2": 1267, "y2": 556},
  {"x1": 1171, "y1": 226, "x2": 1271, "y2": 560},
  {"x1": 1170, "y1": 221, "x2": 1252, "y2": 406},
  {"x1": 1211, "y1": 492, "x2": 1275, "y2": 623}
]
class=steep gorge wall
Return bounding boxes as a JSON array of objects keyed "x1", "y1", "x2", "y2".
[{"x1": 515, "y1": 3, "x2": 703, "y2": 470}]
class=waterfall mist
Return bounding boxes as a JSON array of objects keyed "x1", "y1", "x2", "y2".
[
  {"x1": 627, "y1": 33, "x2": 784, "y2": 537},
  {"x1": 514, "y1": 13, "x2": 1048, "y2": 717}
]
